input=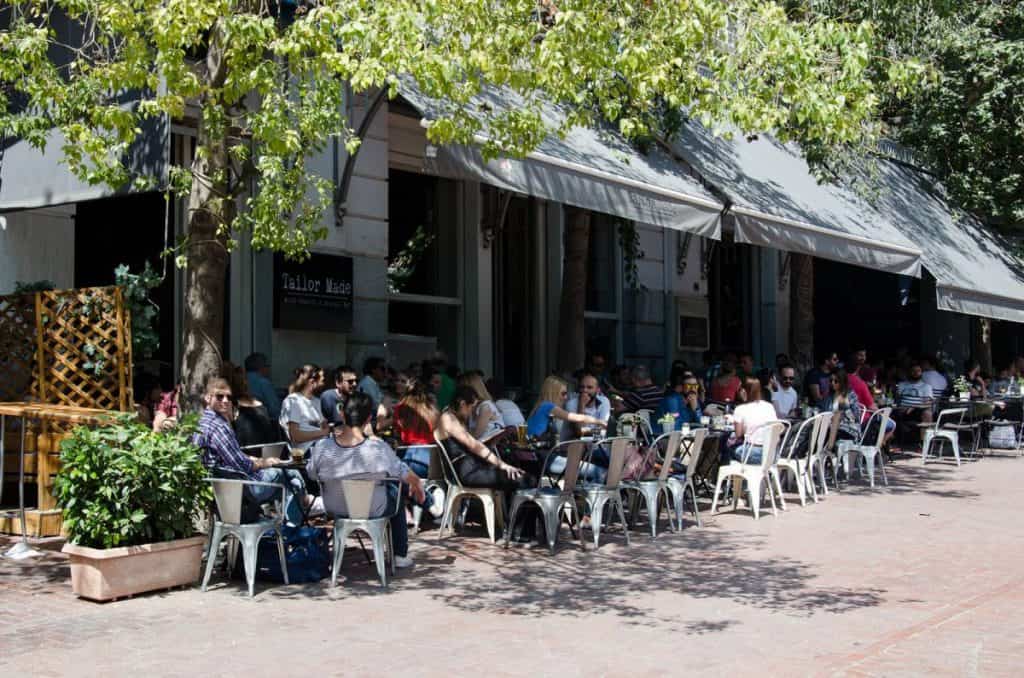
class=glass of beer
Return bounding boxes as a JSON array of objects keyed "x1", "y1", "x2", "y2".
[{"x1": 516, "y1": 424, "x2": 528, "y2": 445}]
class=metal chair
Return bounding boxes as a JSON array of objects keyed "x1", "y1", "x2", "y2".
[
  {"x1": 241, "y1": 441, "x2": 290, "y2": 460},
  {"x1": 504, "y1": 440, "x2": 586, "y2": 554},
  {"x1": 201, "y1": 476, "x2": 289, "y2": 598},
  {"x1": 665, "y1": 428, "x2": 707, "y2": 528},
  {"x1": 433, "y1": 432, "x2": 505, "y2": 543},
  {"x1": 839, "y1": 408, "x2": 892, "y2": 488},
  {"x1": 710, "y1": 421, "x2": 788, "y2": 520},
  {"x1": 922, "y1": 407, "x2": 970, "y2": 466},
  {"x1": 816, "y1": 411, "x2": 843, "y2": 491},
  {"x1": 775, "y1": 415, "x2": 823, "y2": 506},
  {"x1": 397, "y1": 444, "x2": 447, "y2": 534},
  {"x1": 320, "y1": 475, "x2": 402, "y2": 588},
  {"x1": 622, "y1": 431, "x2": 683, "y2": 537},
  {"x1": 574, "y1": 436, "x2": 632, "y2": 548}
]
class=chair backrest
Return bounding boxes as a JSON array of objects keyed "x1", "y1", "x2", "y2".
[
  {"x1": 860, "y1": 407, "x2": 892, "y2": 448},
  {"x1": 433, "y1": 431, "x2": 464, "y2": 490},
  {"x1": 319, "y1": 473, "x2": 392, "y2": 519},
  {"x1": 209, "y1": 478, "x2": 246, "y2": 524},
  {"x1": 684, "y1": 428, "x2": 708, "y2": 479},
  {"x1": 759, "y1": 421, "x2": 788, "y2": 470},
  {"x1": 240, "y1": 442, "x2": 289, "y2": 460},
  {"x1": 824, "y1": 408, "x2": 841, "y2": 450},
  {"x1": 936, "y1": 407, "x2": 967, "y2": 429},
  {"x1": 783, "y1": 416, "x2": 820, "y2": 461},
  {"x1": 811, "y1": 411, "x2": 833, "y2": 456},
  {"x1": 650, "y1": 431, "x2": 683, "y2": 482},
  {"x1": 542, "y1": 440, "x2": 586, "y2": 493},
  {"x1": 602, "y1": 436, "x2": 632, "y2": 488}
]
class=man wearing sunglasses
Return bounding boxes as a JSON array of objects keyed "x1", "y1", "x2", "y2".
[
  {"x1": 321, "y1": 365, "x2": 358, "y2": 425},
  {"x1": 771, "y1": 365, "x2": 800, "y2": 418}
]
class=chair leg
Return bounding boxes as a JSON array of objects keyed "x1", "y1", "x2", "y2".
[
  {"x1": 688, "y1": 481, "x2": 702, "y2": 527},
  {"x1": 226, "y1": 536, "x2": 239, "y2": 575},
  {"x1": 771, "y1": 470, "x2": 787, "y2": 511},
  {"x1": 275, "y1": 527, "x2": 289, "y2": 586},
  {"x1": 589, "y1": 496, "x2": 605, "y2": 549},
  {"x1": 503, "y1": 495, "x2": 526, "y2": 548},
  {"x1": 542, "y1": 502, "x2": 562, "y2": 555},
  {"x1": 878, "y1": 451, "x2": 888, "y2": 486},
  {"x1": 749, "y1": 477, "x2": 761, "y2": 520},
  {"x1": 370, "y1": 527, "x2": 388, "y2": 588},
  {"x1": 241, "y1": 532, "x2": 260, "y2": 598},
  {"x1": 331, "y1": 524, "x2": 346, "y2": 587},
  {"x1": 614, "y1": 496, "x2": 631, "y2": 546},
  {"x1": 710, "y1": 473, "x2": 728, "y2": 514},
  {"x1": 201, "y1": 523, "x2": 224, "y2": 592},
  {"x1": 481, "y1": 494, "x2": 497, "y2": 544}
]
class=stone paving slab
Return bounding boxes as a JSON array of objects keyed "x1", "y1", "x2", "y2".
[{"x1": 1, "y1": 451, "x2": 1023, "y2": 676}]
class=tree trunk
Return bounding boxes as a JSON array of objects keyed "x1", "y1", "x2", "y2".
[
  {"x1": 789, "y1": 253, "x2": 814, "y2": 372},
  {"x1": 180, "y1": 31, "x2": 233, "y2": 409},
  {"x1": 973, "y1": 317, "x2": 993, "y2": 373},
  {"x1": 556, "y1": 208, "x2": 591, "y2": 374}
]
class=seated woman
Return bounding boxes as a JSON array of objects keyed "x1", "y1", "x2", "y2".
[
  {"x1": 965, "y1": 360, "x2": 988, "y2": 398},
  {"x1": 436, "y1": 386, "x2": 538, "y2": 540},
  {"x1": 222, "y1": 361, "x2": 282, "y2": 448},
  {"x1": 824, "y1": 369, "x2": 862, "y2": 443},
  {"x1": 459, "y1": 371, "x2": 506, "y2": 441},
  {"x1": 656, "y1": 372, "x2": 703, "y2": 428},
  {"x1": 307, "y1": 392, "x2": 426, "y2": 569},
  {"x1": 727, "y1": 378, "x2": 780, "y2": 465},
  {"x1": 279, "y1": 364, "x2": 331, "y2": 455},
  {"x1": 392, "y1": 377, "x2": 445, "y2": 517},
  {"x1": 526, "y1": 376, "x2": 608, "y2": 481}
]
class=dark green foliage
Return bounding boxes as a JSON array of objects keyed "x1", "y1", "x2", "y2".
[{"x1": 54, "y1": 414, "x2": 211, "y2": 549}]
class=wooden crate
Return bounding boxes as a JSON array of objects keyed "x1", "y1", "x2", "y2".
[{"x1": 0, "y1": 509, "x2": 64, "y2": 538}]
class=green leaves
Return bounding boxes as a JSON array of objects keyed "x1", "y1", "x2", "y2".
[{"x1": 53, "y1": 414, "x2": 211, "y2": 549}]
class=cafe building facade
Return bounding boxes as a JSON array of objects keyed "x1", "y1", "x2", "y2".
[{"x1": 3, "y1": 89, "x2": 1024, "y2": 393}]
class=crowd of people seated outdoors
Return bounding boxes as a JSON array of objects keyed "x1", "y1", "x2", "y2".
[{"x1": 133, "y1": 344, "x2": 1024, "y2": 569}]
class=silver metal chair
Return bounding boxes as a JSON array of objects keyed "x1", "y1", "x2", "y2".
[
  {"x1": 504, "y1": 440, "x2": 586, "y2": 554},
  {"x1": 574, "y1": 436, "x2": 632, "y2": 548},
  {"x1": 922, "y1": 407, "x2": 970, "y2": 466},
  {"x1": 839, "y1": 407, "x2": 892, "y2": 488},
  {"x1": 433, "y1": 432, "x2": 504, "y2": 543},
  {"x1": 201, "y1": 477, "x2": 289, "y2": 598},
  {"x1": 622, "y1": 431, "x2": 683, "y2": 537},
  {"x1": 666, "y1": 428, "x2": 707, "y2": 527},
  {"x1": 320, "y1": 475, "x2": 403, "y2": 588},
  {"x1": 710, "y1": 422, "x2": 788, "y2": 520}
]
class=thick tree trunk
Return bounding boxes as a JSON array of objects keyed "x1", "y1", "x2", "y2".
[
  {"x1": 180, "y1": 32, "x2": 233, "y2": 409},
  {"x1": 789, "y1": 253, "x2": 814, "y2": 372},
  {"x1": 555, "y1": 208, "x2": 591, "y2": 374}
]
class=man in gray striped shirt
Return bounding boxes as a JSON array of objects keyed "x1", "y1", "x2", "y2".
[{"x1": 308, "y1": 392, "x2": 426, "y2": 569}]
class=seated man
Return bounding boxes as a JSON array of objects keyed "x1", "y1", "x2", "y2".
[
  {"x1": 771, "y1": 364, "x2": 800, "y2": 418},
  {"x1": 622, "y1": 365, "x2": 664, "y2": 413},
  {"x1": 194, "y1": 377, "x2": 312, "y2": 512},
  {"x1": 893, "y1": 363, "x2": 934, "y2": 447},
  {"x1": 307, "y1": 392, "x2": 427, "y2": 569},
  {"x1": 657, "y1": 372, "x2": 703, "y2": 428},
  {"x1": 561, "y1": 372, "x2": 611, "y2": 441}
]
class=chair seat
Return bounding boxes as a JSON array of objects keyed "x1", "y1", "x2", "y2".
[{"x1": 515, "y1": 486, "x2": 569, "y2": 499}]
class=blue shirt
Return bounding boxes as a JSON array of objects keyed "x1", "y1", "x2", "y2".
[
  {"x1": 527, "y1": 401, "x2": 557, "y2": 438},
  {"x1": 247, "y1": 371, "x2": 282, "y2": 420},
  {"x1": 656, "y1": 393, "x2": 702, "y2": 428},
  {"x1": 193, "y1": 409, "x2": 256, "y2": 479}
]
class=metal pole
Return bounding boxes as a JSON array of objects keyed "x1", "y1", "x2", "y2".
[{"x1": 5, "y1": 414, "x2": 42, "y2": 559}]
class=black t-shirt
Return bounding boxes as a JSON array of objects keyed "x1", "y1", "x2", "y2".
[{"x1": 234, "y1": 404, "x2": 283, "y2": 448}]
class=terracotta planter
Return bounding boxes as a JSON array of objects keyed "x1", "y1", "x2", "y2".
[{"x1": 62, "y1": 535, "x2": 206, "y2": 601}]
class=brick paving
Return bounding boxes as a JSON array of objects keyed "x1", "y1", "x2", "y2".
[{"x1": 2, "y1": 451, "x2": 1023, "y2": 677}]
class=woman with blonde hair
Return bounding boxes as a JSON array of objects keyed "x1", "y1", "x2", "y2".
[
  {"x1": 279, "y1": 364, "x2": 330, "y2": 452},
  {"x1": 525, "y1": 375, "x2": 606, "y2": 440},
  {"x1": 459, "y1": 372, "x2": 506, "y2": 440}
]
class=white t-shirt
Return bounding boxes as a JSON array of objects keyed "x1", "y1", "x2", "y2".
[
  {"x1": 771, "y1": 387, "x2": 799, "y2": 418},
  {"x1": 921, "y1": 370, "x2": 948, "y2": 396},
  {"x1": 732, "y1": 399, "x2": 779, "y2": 446},
  {"x1": 279, "y1": 393, "x2": 326, "y2": 450},
  {"x1": 495, "y1": 399, "x2": 525, "y2": 427},
  {"x1": 471, "y1": 400, "x2": 506, "y2": 441}
]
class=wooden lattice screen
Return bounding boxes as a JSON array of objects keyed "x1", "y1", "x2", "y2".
[{"x1": 0, "y1": 286, "x2": 133, "y2": 411}]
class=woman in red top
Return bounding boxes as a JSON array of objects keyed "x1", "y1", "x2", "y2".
[
  {"x1": 393, "y1": 378, "x2": 440, "y2": 475},
  {"x1": 709, "y1": 362, "x2": 743, "y2": 404}
]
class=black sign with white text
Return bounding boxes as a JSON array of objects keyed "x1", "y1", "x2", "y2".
[{"x1": 273, "y1": 253, "x2": 353, "y2": 333}]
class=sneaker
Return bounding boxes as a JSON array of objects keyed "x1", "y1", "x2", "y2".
[
  {"x1": 428, "y1": 488, "x2": 445, "y2": 518},
  {"x1": 394, "y1": 555, "x2": 415, "y2": 569}
]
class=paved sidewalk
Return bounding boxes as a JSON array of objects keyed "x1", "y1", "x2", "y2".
[{"x1": 2, "y1": 451, "x2": 1023, "y2": 677}]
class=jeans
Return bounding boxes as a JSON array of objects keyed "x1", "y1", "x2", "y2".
[
  {"x1": 247, "y1": 467, "x2": 306, "y2": 503},
  {"x1": 384, "y1": 484, "x2": 408, "y2": 558},
  {"x1": 546, "y1": 446, "x2": 607, "y2": 484},
  {"x1": 397, "y1": 445, "x2": 435, "y2": 511},
  {"x1": 731, "y1": 445, "x2": 763, "y2": 465}
]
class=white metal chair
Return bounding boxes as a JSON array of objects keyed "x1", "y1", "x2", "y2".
[
  {"x1": 814, "y1": 411, "x2": 842, "y2": 492},
  {"x1": 320, "y1": 475, "x2": 402, "y2": 588},
  {"x1": 665, "y1": 428, "x2": 707, "y2": 528},
  {"x1": 201, "y1": 477, "x2": 289, "y2": 598},
  {"x1": 433, "y1": 432, "x2": 504, "y2": 543},
  {"x1": 710, "y1": 421, "x2": 788, "y2": 520},
  {"x1": 922, "y1": 407, "x2": 970, "y2": 466},
  {"x1": 504, "y1": 440, "x2": 586, "y2": 554},
  {"x1": 574, "y1": 436, "x2": 632, "y2": 548},
  {"x1": 839, "y1": 408, "x2": 892, "y2": 488},
  {"x1": 622, "y1": 431, "x2": 683, "y2": 537},
  {"x1": 776, "y1": 415, "x2": 823, "y2": 506}
]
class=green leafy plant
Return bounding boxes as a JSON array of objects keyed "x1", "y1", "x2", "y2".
[
  {"x1": 12, "y1": 280, "x2": 56, "y2": 294},
  {"x1": 387, "y1": 225, "x2": 436, "y2": 294},
  {"x1": 114, "y1": 262, "x2": 163, "y2": 361},
  {"x1": 54, "y1": 414, "x2": 210, "y2": 549},
  {"x1": 617, "y1": 220, "x2": 644, "y2": 290}
]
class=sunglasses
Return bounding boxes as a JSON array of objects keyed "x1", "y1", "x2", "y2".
[
  {"x1": 560, "y1": 391, "x2": 568, "y2": 397},
  {"x1": 212, "y1": 393, "x2": 232, "y2": 402}
]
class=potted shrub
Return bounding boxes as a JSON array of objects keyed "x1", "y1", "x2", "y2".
[{"x1": 55, "y1": 414, "x2": 211, "y2": 601}]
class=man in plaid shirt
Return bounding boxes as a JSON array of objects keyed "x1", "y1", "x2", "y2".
[{"x1": 195, "y1": 377, "x2": 308, "y2": 505}]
